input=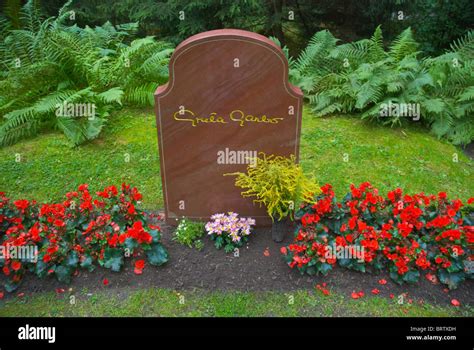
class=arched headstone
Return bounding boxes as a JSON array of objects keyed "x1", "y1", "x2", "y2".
[{"x1": 155, "y1": 29, "x2": 303, "y2": 225}]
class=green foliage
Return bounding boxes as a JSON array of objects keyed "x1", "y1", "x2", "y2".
[
  {"x1": 0, "y1": 0, "x2": 172, "y2": 147},
  {"x1": 422, "y1": 31, "x2": 474, "y2": 145},
  {"x1": 292, "y1": 27, "x2": 474, "y2": 145},
  {"x1": 227, "y1": 153, "x2": 320, "y2": 221},
  {"x1": 69, "y1": 0, "x2": 265, "y2": 45},
  {"x1": 173, "y1": 218, "x2": 205, "y2": 250}
]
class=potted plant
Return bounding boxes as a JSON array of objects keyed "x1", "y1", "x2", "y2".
[{"x1": 226, "y1": 153, "x2": 319, "y2": 242}]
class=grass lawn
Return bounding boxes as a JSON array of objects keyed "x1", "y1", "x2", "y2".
[
  {"x1": 0, "y1": 288, "x2": 468, "y2": 317},
  {"x1": 0, "y1": 107, "x2": 472, "y2": 207}
]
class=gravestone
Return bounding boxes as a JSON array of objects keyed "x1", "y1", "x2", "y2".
[{"x1": 155, "y1": 29, "x2": 303, "y2": 226}]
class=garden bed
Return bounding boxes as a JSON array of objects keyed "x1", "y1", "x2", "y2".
[{"x1": 2, "y1": 214, "x2": 472, "y2": 309}]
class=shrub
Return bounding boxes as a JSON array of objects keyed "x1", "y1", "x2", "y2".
[
  {"x1": 0, "y1": 183, "x2": 168, "y2": 292},
  {"x1": 281, "y1": 182, "x2": 474, "y2": 289},
  {"x1": 205, "y1": 212, "x2": 255, "y2": 253},
  {"x1": 226, "y1": 153, "x2": 320, "y2": 222},
  {"x1": 173, "y1": 218, "x2": 205, "y2": 250},
  {"x1": 291, "y1": 27, "x2": 474, "y2": 145},
  {"x1": 0, "y1": 0, "x2": 173, "y2": 147}
]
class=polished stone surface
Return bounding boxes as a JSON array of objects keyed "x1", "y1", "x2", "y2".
[{"x1": 155, "y1": 29, "x2": 303, "y2": 226}]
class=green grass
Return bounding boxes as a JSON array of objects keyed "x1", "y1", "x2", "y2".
[
  {"x1": 0, "y1": 108, "x2": 162, "y2": 208},
  {"x1": 0, "y1": 288, "x2": 467, "y2": 317},
  {"x1": 300, "y1": 110, "x2": 473, "y2": 200},
  {"x1": 0, "y1": 107, "x2": 472, "y2": 208}
]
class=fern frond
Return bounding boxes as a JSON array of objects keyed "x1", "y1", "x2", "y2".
[{"x1": 389, "y1": 27, "x2": 418, "y2": 62}]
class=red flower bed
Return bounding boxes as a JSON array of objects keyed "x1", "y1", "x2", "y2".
[
  {"x1": 0, "y1": 184, "x2": 168, "y2": 292},
  {"x1": 282, "y1": 183, "x2": 474, "y2": 289}
]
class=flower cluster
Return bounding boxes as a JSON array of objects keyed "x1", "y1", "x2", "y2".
[
  {"x1": 0, "y1": 184, "x2": 168, "y2": 292},
  {"x1": 205, "y1": 212, "x2": 255, "y2": 253},
  {"x1": 282, "y1": 182, "x2": 473, "y2": 289}
]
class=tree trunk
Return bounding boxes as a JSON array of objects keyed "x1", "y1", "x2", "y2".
[{"x1": 266, "y1": 0, "x2": 285, "y2": 46}]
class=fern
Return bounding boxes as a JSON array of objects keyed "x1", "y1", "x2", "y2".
[
  {"x1": 0, "y1": 0, "x2": 173, "y2": 147},
  {"x1": 389, "y1": 27, "x2": 419, "y2": 62},
  {"x1": 293, "y1": 26, "x2": 473, "y2": 144}
]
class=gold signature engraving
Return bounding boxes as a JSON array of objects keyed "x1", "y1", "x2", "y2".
[{"x1": 173, "y1": 109, "x2": 284, "y2": 127}]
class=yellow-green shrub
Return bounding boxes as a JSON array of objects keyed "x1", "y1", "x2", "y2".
[{"x1": 226, "y1": 153, "x2": 320, "y2": 221}]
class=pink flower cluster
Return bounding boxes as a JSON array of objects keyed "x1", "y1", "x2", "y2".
[{"x1": 205, "y1": 212, "x2": 255, "y2": 243}]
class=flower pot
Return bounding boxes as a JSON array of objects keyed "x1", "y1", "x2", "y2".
[{"x1": 271, "y1": 219, "x2": 287, "y2": 242}]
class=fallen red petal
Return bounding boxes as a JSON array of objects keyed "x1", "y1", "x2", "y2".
[{"x1": 451, "y1": 299, "x2": 460, "y2": 307}]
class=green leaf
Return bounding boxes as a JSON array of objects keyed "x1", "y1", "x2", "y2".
[
  {"x1": 35, "y1": 259, "x2": 49, "y2": 278},
  {"x1": 214, "y1": 236, "x2": 224, "y2": 249},
  {"x1": 319, "y1": 262, "x2": 333, "y2": 275},
  {"x1": 124, "y1": 237, "x2": 139, "y2": 251},
  {"x1": 80, "y1": 255, "x2": 95, "y2": 272},
  {"x1": 438, "y1": 269, "x2": 465, "y2": 289},
  {"x1": 55, "y1": 265, "x2": 72, "y2": 283},
  {"x1": 224, "y1": 244, "x2": 234, "y2": 253},
  {"x1": 149, "y1": 229, "x2": 161, "y2": 243},
  {"x1": 146, "y1": 243, "x2": 168, "y2": 266},
  {"x1": 66, "y1": 251, "x2": 79, "y2": 267},
  {"x1": 4, "y1": 280, "x2": 20, "y2": 293},
  {"x1": 402, "y1": 270, "x2": 420, "y2": 284},
  {"x1": 103, "y1": 248, "x2": 124, "y2": 272}
]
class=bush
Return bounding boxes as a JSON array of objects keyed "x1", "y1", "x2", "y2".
[
  {"x1": 173, "y1": 218, "x2": 205, "y2": 250},
  {"x1": 0, "y1": 183, "x2": 168, "y2": 292},
  {"x1": 281, "y1": 182, "x2": 474, "y2": 289},
  {"x1": 290, "y1": 27, "x2": 474, "y2": 145},
  {"x1": 226, "y1": 153, "x2": 320, "y2": 222},
  {"x1": 0, "y1": 0, "x2": 173, "y2": 147}
]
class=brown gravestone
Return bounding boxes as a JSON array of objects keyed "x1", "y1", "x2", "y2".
[{"x1": 154, "y1": 29, "x2": 303, "y2": 226}]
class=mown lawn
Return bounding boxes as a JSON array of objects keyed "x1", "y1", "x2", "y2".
[
  {"x1": 0, "y1": 288, "x2": 468, "y2": 317},
  {"x1": 0, "y1": 107, "x2": 472, "y2": 207}
]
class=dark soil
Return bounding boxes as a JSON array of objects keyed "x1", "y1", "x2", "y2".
[
  {"x1": 462, "y1": 142, "x2": 474, "y2": 160},
  {"x1": 2, "y1": 216, "x2": 473, "y2": 308}
]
